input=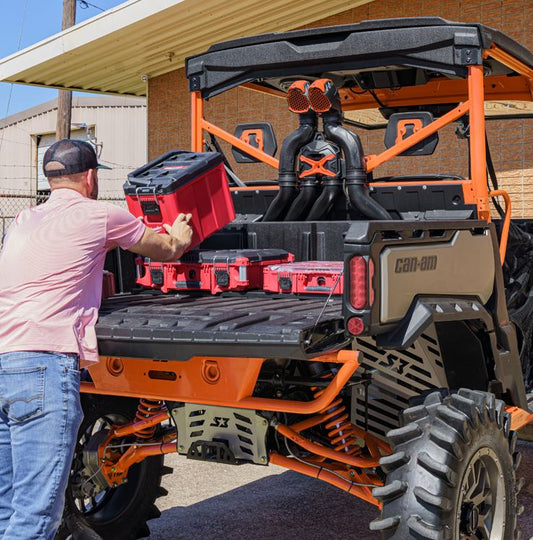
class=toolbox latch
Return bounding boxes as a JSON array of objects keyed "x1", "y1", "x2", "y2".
[
  {"x1": 136, "y1": 187, "x2": 161, "y2": 216},
  {"x1": 140, "y1": 200, "x2": 161, "y2": 215},
  {"x1": 150, "y1": 270, "x2": 164, "y2": 286},
  {"x1": 278, "y1": 275, "x2": 292, "y2": 291},
  {"x1": 215, "y1": 271, "x2": 230, "y2": 287}
]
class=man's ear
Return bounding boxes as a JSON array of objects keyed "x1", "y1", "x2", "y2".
[
  {"x1": 86, "y1": 168, "x2": 98, "y2": 199},
  {"x1": 85, "y1": 169, "x2": 95, "y2": 189}
]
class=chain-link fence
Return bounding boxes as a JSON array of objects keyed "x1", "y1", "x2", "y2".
[{"x1": 0, "y1": 192, "x2": 127, "y2": 248}]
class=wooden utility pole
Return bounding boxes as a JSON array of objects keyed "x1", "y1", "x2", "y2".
[{"x1": 56, "y1": 0, "x2": 76, "y2": 140}]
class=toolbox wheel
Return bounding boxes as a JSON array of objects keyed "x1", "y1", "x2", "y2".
[
  {"x1": 55, "y1": 396, "x2": 172, "y2": 540},
  {"x1": 371, "y1": 389, "x2": 522, "y2": 539}
]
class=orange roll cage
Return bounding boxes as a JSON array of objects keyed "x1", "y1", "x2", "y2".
[{"x1": 190, "y1": 55, "x2": 533, "y2": 261}]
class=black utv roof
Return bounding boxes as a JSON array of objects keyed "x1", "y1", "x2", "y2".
[{"x1": 186, "y1": 17, "x2": 533, "y2": 99}]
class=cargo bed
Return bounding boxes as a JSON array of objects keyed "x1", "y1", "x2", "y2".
[{"x1": 96, "y1": 292, "x2": 346, "y2": 361}]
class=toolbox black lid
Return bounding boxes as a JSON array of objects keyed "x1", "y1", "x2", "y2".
[
  {"x1": 180, "y1": 248, "x2": 291, "y2": 264},
  {"x1": 124, "y1": 150, "x2": 224, "y2": 194}
]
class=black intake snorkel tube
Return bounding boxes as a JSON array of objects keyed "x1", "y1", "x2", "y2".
[
  {"x1": 305, "y1": 175, "x2": 344, "y2": 220},
  {"x1": 262, "y1": 112, "x2": 317, "y2": 221},
  {"x1": 322, "y1": 110, "x2": 391, "y2": 220},
  {"x1": 285, "y1": 176, "x2": 321, "y2": 221}
]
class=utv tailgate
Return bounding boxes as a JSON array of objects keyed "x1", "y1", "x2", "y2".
[{"x1": 96, "y1": 293, "x2": 345, "y2": 361}]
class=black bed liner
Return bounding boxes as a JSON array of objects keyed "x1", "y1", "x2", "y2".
[
  {"x1": 186, "y1": 17, "x2": 533, "y2": 98},
  {"x1": 96, "y1": 293, "x2": 345, "y2": 361}
]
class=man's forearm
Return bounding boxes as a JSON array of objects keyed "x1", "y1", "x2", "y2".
[{"x1": 129, "y1": 227, "x2": 188, "y2": 261}]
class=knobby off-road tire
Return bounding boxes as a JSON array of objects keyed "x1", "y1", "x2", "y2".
[
  {"x1": 371, "y1": 389, "x2": 523, "y2": 540},
  {"x1": 55, "y1": 396, "x2": 173, "y2": 540}
]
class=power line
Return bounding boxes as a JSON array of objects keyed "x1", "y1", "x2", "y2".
[{"x1": 77, "y1": 0, "x2": 105, "y2": 12}]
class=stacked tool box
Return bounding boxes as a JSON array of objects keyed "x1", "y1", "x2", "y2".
[{"x1": 124, "y1": 150, "x2": 235, "y2": 249}]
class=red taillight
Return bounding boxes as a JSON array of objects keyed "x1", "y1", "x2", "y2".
[
  {"x1": 369, "y1": 259, "x2": 375, "y2": 306},
  {"x1": 350, "y1": 256, "x2": 369, "y2": 310},
  {"x1": 347, "y1": 316, "x2": 364, "y2": 335}
]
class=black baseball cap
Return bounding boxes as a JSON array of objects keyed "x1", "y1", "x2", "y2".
[{"x1": 43, "y1": 139, "x2": 111, "y2": 178}]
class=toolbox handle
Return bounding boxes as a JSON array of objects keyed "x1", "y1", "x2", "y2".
[{"x1": 127, "y1": 177, "x2": 153, "y2": 187}]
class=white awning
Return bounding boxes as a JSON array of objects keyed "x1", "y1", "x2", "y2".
[{"x1": 0, "y1": 0, "x2": 375, "y2": 97}]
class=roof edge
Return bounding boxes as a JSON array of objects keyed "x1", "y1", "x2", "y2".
[{"x1": 0, "y1": 95, "x2": 146, "y2": 129}]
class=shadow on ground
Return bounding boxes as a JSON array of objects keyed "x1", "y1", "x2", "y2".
[
  {"x1": 147, "y1": 441, "x2": 533, "y2": 539},
  {"x1": 151, "y1": 469, "x2": 379, "y2": 539}
]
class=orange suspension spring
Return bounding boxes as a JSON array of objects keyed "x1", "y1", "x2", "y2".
[
  {"x1": 135, "y1": 399, "x2": 166, "y2": 439},
  {"x1": 314, "y1": 377, "x2": 360, "y2": 456}
]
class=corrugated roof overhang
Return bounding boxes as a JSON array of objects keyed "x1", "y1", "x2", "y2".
[{"x1": 0, "y1": 0, "x2": 375, "y2": 97}]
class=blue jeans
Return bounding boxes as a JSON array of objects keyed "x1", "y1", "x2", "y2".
[{"x1": 0, "y1": 352, "x2": 83, "y2": 539}]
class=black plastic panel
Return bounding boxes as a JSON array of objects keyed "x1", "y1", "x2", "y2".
[
  {"x1": 384, "y1": 112, "x2": 438, "y2": 156},
  {"x1": 199, "y1": 221, "x2": 351, "y2": 261},
  {"x1": 369, "y1": 182, "x2": 476, "y2": 220},
  {"x1": 186, "y1": 18, "x2": 533, "y2": 98},
  {"x1": 96, "y1": 293, "x2": 345, "y2": 361},
  {"x1": 231, "y1": 189, "x2": 278, "y2": 215}
]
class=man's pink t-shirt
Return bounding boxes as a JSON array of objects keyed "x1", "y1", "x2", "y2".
[{"x1": 0, "y1": 189, "x2": 145, "y2": 365}]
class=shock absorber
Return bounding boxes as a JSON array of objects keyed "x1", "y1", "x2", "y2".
[
  {"x1": 315, "y1": 388, "x2": 360, "y2": 455},
  {"x1": 134, "y1": 398, "x2": 166, "y2": 439},
  {"x1": 309, "y1": 364, "x2": 361, "y2": 455}
]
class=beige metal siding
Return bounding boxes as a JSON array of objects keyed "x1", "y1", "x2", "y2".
[{"x1": 0, "y1": 99, "x2": 147, "y2": 198}]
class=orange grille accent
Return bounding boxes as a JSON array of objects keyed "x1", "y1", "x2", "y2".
[
  {"x1": 287, "y1": 90, "x2": 310, "y2": 112},
  {"x1": 308, "y1": 87, "x2": 332, "y2": 112},
  {"x1": 287, "y1": 80, "x2": 310, "y2": 113},
  {"x1": 299, "y1": 153, "x2": 337, "y2": 178}
]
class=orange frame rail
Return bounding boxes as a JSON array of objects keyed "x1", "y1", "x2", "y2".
[
  {"x1": 86, "y1": 349, "x2": 386, "y2": 507},
  {"x1": 485, "y1": 45, "x2": 533, "y2": 92},
  {"x1": 191, "y1": 91, "x2": 279, "y2": 169},
  {"x1": 82, "y1": 350, "x2": 360, "y2": 415},
  {"x1": 489, "y1": 189, "x2": 512, "y2": 263}
]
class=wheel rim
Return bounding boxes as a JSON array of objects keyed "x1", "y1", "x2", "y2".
[
  {"x1": 456, "y1": 447, "x2": 506, "y2": 540},
  {"x1": 69, "y1": 413, "x2": 130, "y2": 519}
]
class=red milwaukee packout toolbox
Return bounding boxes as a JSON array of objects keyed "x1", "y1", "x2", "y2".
[
  {"x1": 135, "y1": 258, "x2": 165, "y2": 291},
  {"x1": 123, "y1": 150, "x2": 235, "y2": 249},
  {"x1": 263, "y1": 261, "x2": 344, "y2": 295},
  {"x1": 136, "y1": 249, "x2": 294, "y2": 294}
]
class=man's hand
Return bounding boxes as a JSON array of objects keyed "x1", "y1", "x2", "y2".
[
  {"x1": 129, "y1": 213, "x2": 194, "y2": 261},
  {"x1": 163, "y1": 213, "x2": 193, "y2": 251}
]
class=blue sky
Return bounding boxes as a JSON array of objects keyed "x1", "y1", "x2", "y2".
[{"x1": 0, "y1": 0, "x2": 126, "y2": 119}]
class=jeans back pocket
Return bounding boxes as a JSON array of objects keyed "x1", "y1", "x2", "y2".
[{"x1": 0, "y1": 366, "x2": 46, "y2": 423}]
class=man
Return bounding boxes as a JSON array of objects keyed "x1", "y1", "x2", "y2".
[{"x1": 0, "y1": 139, "x2": 193, "y2": 539}]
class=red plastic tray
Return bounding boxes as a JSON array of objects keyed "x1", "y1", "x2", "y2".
[{"x1": 263, "y1": 261, "x2": 344, "y2": 295}]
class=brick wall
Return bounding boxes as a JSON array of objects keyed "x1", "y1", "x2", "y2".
[{"x1": 148, "y1": 0, "x2": 533, "y2": 217}]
